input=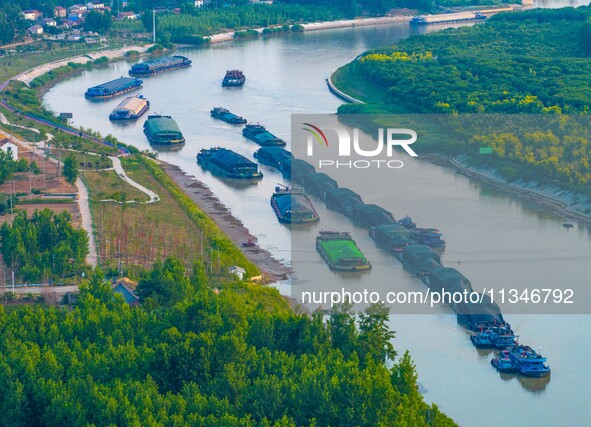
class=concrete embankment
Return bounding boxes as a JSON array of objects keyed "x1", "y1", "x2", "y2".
[{"x1": 451, "y1": 154, "x2": 591, "y2": 224}]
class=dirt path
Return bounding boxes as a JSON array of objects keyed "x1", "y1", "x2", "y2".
[{"x1": 161, "y1": 162, "x2": 291, "y2": 281}]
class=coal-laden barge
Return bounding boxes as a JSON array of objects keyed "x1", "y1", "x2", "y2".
[
  {"x1": 271, "y1": 185, "x2": 319, "y2": 224},
  {"x1": 257, "y1": 150, "x2": 551, "y2": 378},
  {"x1": 129, "y1": 55, "x2": 192, "y2": 75},
  {"x1": 197, "y1": 147, "x2": 263, "y2": 180},
  {"x1": 210, "y1": 107, "x2": 247, "y2": 125},
  {"x1": 243, "y1": 124, "x2": 286, "y2": 147},
  {"x1": 85, "y1": 77, "x2": 143, "y2": 99}
]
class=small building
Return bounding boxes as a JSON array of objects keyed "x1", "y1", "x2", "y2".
[
  {"x1": 54, "y1": 6, "x2": 67, "y2": 18},
  {"x1": 0, "y1": 139, "x2": 18, "y2": 160},
  {"x1": 21, "y1": 9, "x2": 43, "y2": 20},
  {"x1": 28, "y1": 25, "x2": 44, "y2": 35},
  {"x1": 113, "y1": 282, "x2": 141, "y2": 307},
  {"x1": 42, "y1": 18, "x2": 57, "y2": 27},
  {"x1": 228, "y1": 266, "x2": 246, "y2": 280},
  {"x1": 86, "y1": 0, "x2": 104, "y2": 9},
  {"x1": 68, "y1": 4, "x2": 87, "y2": 13},
  {"x1": 117, "y1": 11, "x2": 137, "y2": 20},
  {"x1": 68, "y1": 11, "x2": 84, "y2": 20},
  {"x1": 194, "y1": 0, "x2": 204, "y2": 7}
]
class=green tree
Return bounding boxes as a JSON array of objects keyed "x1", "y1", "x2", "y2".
[
  {"x1": 83, "y1": 10, "x2": 112, "y2": 33},
  {"x1": 62, "y1": 153, "x2": 78, "y2": 185}
]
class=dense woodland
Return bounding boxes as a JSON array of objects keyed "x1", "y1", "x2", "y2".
[
  {"x1": 0, "y1": 262, "x2": 455, "y2": 426},
  {"x1": 346, "y1": 7, "x2": 591, "y2": 195},
  {"x1": 0, "y1": 209, "x2": 89, "y2": 281}
]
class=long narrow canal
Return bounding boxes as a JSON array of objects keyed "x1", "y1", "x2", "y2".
[{"x1": 44, "y1": 2, "x2": 591, "y2": 424}]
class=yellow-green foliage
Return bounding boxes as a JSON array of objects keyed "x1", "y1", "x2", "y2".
[{"x1": 360, "y1": 51, "x2": 434, "y2": 63}]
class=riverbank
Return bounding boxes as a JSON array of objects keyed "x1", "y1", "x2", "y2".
[
  {"x1": 161, "y1": 162, "x2": 292, "y2": 282},
  {"x1": 450, "y1": 154, "x2": 591, "y2": 224}
]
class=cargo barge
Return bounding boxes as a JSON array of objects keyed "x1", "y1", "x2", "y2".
[
  {"x1": 271, "y1": 185, "x2": 319, "y2": 224},
  {"x1": 222, "y1": 70, "x2": 245, "y2": 87},
  {"x1": 85, "y1": 77, "x2": 143, "y2": 99},
  {"x1": 243, "y1": 124, "x2": 286, "y2": 147},
  {"x1": 248, "y1": 147, "x2": 549, "y2": 377},
  {"x1": 316, "y1": 231, "x2": 371, "y2": 272},
  {"x1": 254, "y1": 147, "x2": 293, "y2": 168},
  {"x1": 369, "y1": 223, "x2": 412, "y2": 254},
  {"x1": 410, "y1": 11, "x2": 486, "y2": 25},
  {"x1": 210, "y1": 107, "x2": 247, "y2": 124},
  {"x1": 143, "y1": 114, "x2": 185, "y2": 146},
  {"x1": 197, "y1": 147, "x2": 263, "y2": 180},
  {"x1": 109, "y1": 95, "x2": 150, "y2": 121},
  {"x1": 129, "y1": 55, "x2": 192, "y2": 75}
]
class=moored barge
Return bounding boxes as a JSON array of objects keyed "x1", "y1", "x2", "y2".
[
  {"x1": 210, "y1": 107, "x2": 247, "y2": 124},
  {"x1": 316, "y1": 231, "x2": 371, "y2": 272},
  {"x1": 143, "y1": 114, "x2": 185, "y2": 146},
  {"x1": 271, "y1": 185, "x2": 319, "y2": 224},
  {"x1": 129, "y1": 55, "x2": 192, "y2": 75},
  {"x1": 109, "y1": 95, "x2": 150, "y2": 121},
  {"x1": 243, "y1": 124, "x2": 286, "y2": 147},
  {"x1": 222, "y1": 70, "x2": 245, "y2": 87},
  {"x1": 85, "y1": 77, "x2": 143, "y2": 99},
  {"x1": 197, "y1": 147, "x2": 263, "y2": 180}
]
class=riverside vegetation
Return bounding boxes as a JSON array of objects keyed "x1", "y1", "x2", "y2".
[
  {"x1": 335, "y1": 7, "x2": 591, "y2": 196},
  {"x1": 0, "y1": 261, "x2": 455, "y2": 426}
]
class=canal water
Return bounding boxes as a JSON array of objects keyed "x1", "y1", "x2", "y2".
[{"x1": 44, "y1": 2, "x2": 591, "y2": 425}]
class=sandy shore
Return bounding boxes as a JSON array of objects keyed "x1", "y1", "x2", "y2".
[{"x1": 161, "y1": 162, "x2": 292, "y2": 282}]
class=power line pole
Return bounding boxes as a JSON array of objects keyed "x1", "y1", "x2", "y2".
[{"x1": 152, "y1": 9, "x2": 156, "y2": 43}]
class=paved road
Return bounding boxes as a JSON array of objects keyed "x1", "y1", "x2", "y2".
[{"x1": 110, "y1": 156, "x2": 159, "y2": 203}]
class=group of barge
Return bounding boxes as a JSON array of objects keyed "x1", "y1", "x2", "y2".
[
  {"x1": 253, "y1": 146, "x2": 550, "y2": 378},
  {"x1": 84, "y1": 55, "x2": 195, "y2": 146}
]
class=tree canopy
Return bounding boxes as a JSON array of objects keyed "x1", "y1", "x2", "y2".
[{"x1": 0, "y1": 261, "x2": 455, "y2": 426}]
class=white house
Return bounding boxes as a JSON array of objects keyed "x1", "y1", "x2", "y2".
[
  {"x1": 42, "y1": 18, "x2": 57, "y2": 26},
  {"x1": 28, "y1": 25, "x2": 44, "y2": 35},
  {"x1": 194, "y1": 0, "x2": 204, "y2": 7},
  {"x1": 21, "y1": 9, "x2": 43, "y2": 20},
  {"x1": 0, "y1": 139, "x2": 18, "y2": 160},
  {"x1": 86, "y1": 0, "x2": 104, "y2": 9}
]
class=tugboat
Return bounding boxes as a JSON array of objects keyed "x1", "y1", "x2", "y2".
[
  {"x1": 470, "y1": 329, "x2": 494, "y2": 349},
  {"x1": 508, "y1": 345, "x2": 551, "y2": 377},
  {"x1": 196, "y1": 147, "x2": 263, "y2": 180},
  {"x1": 210, "y1": 107, "x2": 247, "y2": 124},
  {"x1": 242, "y1": 124, "x2": 286, "y2": 147},
  {"x1": 410, "y1": 228, "x2": 446, "y2": 248},
  {"x1": 398, "y1": 215, "x2": 417, "y2": 229},
  {"x1": 222, "y1": 70, "x2": 245, "y2": 87},
  {"x1": 316, "y1": 231, "x2": 371, "y2": 272},
  {"x1": 491, "y1": 350, "x2": 518, "y2": 373},
  {"x1": 270, "y1": 185, "x2": 319, "y2": 224},
  {"x1": 488, "y1": 324, "x2": 517, "y2": 348}
]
